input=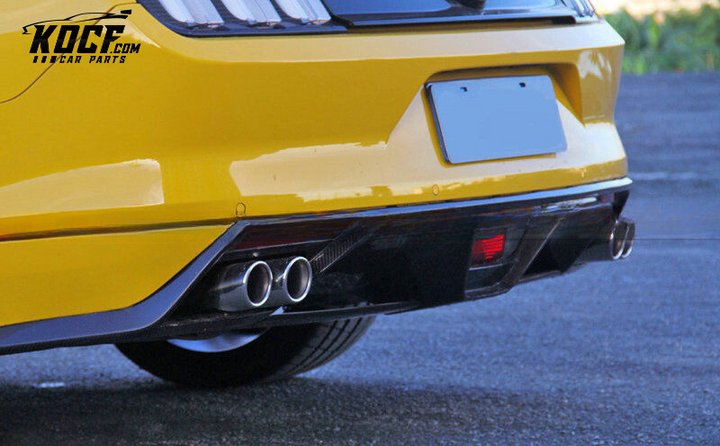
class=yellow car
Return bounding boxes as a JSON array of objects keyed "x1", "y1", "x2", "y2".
[{"x1": 0, "y1": 0, "x2": 634, "y2": 386}]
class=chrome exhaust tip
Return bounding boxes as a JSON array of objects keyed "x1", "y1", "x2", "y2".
[
  {"x1": 211, "y1": 261, "x2": 273, "y2": 311},
  {"x1": 619, "y1": 217, "x2": 636, "y2": 259},
  {"x1": 269, "y1": 257, "x2": 313, "y2": 306},
  {"x1": 609, "y1": 220, "x2": 626, "y2": 260},
  {"x1": 578, "y1": 216, "x2": 636, "y2": 262}
]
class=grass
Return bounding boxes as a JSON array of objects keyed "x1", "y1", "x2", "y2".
[{"x1": 604, "y1": 5, "x2": 720, "y2": 73}]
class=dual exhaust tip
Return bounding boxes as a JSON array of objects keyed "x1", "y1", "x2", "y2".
[
  {"x1": 609, "y1": 217, "x2": 636, "y2": 260},
  {"x1": 580, "y1": 217, "x2": 636, "y2": 262},
  {"x1": 211, "y1": 256, "x2": 313, "y2": 312}
]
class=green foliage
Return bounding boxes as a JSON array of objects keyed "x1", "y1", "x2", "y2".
[{"x1": 605, "y1": 5, "x2": 720, "y2": 73}]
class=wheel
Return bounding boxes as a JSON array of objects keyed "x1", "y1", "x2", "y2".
[{"x1": 115, "y1": 317, "x2": 375, "y2": 387}]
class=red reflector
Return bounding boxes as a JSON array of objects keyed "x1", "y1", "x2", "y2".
[{"x1": 470, "y1": 232, "x2": 505, "y2": 267}]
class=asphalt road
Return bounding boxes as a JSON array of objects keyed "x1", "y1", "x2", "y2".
[{"x1": 1, "y1": 73, "x2": 719, "y2": 446}]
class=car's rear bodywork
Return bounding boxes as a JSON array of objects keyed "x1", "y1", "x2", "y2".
[{"x1": 0, "y1": 0, "x2": 630, "y2": 354}]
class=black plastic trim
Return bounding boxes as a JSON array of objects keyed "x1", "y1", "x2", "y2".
[
  {"x1": 334, "y1": 9, "x2": 577, "y2": 27},
  {"x1": 142, "y1": 302, "x2": 420, "y2": 341}
]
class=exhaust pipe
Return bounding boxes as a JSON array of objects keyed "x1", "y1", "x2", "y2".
[
  {"x1": 211, "y1": 261, "x2": 273, "y2": 311},
  {"x1": 578, "y1": 217, "x2": 636, "y2": 262},
  {"x1": 268, "y1": 257, "x2": 313, "y2": 306},
  {"x1": 619, "y1": 217, "x2": 635, "y2": 258}
]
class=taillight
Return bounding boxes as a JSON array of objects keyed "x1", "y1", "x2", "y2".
[
  {"x1": 157, "y1": 0, "x2": 224, "y2": 25},
  {"x1": 561, "y1": 0, "x2": 596, "y2": 19},
  {"x1": 220, "y1": 0, "x2": 281, "y2": 24},
  {"x1": 275, "y1": 0, "x2": 331, "y2": 24},
  {"x1": 139, "y1": 0, "x2": 341, "y2": 36}
]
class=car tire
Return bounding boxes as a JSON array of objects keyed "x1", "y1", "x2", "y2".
[{"x1": 115, "y1": 317, "x2": 374, "y2": 387}]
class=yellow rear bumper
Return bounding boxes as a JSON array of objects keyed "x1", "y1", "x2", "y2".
[{"x1": 0, "y1": 2, "x2": 626, "y2": 326}]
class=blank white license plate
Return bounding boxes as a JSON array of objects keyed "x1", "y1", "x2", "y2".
[{"x1": 427, "y1": 75, "x2": 567, "y2": 164}]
